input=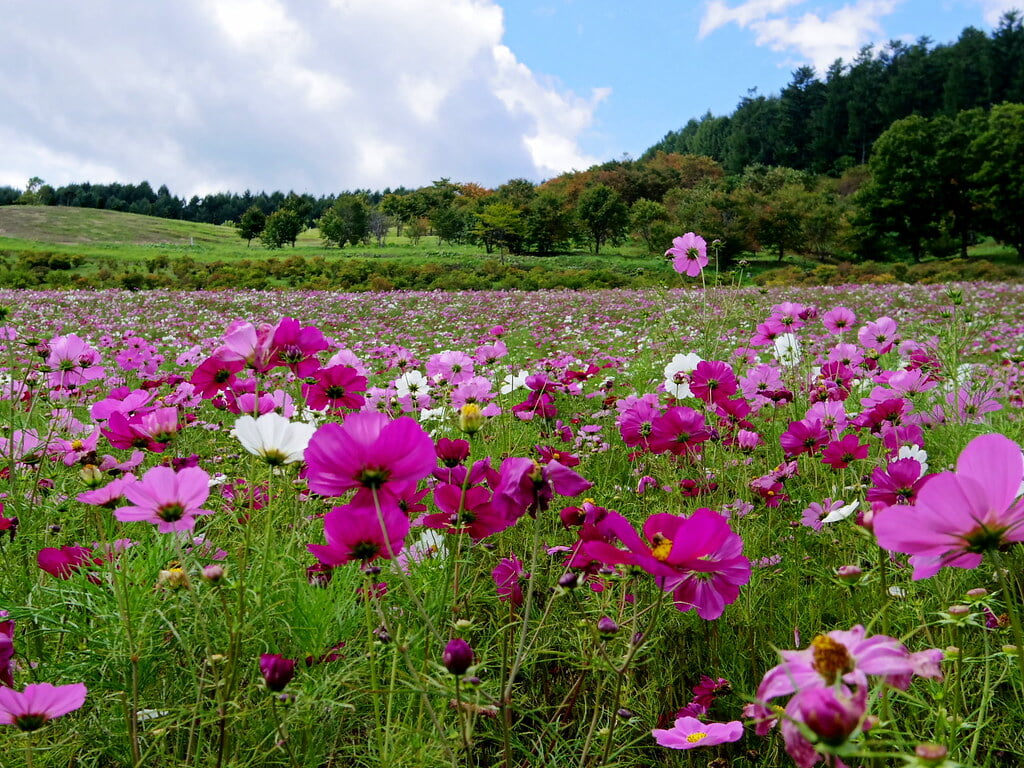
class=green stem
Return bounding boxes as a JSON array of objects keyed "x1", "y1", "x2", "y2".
[{"x1": 992, "y1": 550, "x2": 1024, "y2": 690}]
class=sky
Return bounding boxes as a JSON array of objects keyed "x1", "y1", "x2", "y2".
[{"x1": 0, "y1": 0, "x2": 1019, "y2": 198}]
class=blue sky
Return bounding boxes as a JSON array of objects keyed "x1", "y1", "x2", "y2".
[{"x1": 0, "y1": 0, "x2": 1019, "y2": 197}]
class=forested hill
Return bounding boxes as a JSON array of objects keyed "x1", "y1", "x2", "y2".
[{"x1": 643, "y1": 10, "x2": 1024, "y2": 174}]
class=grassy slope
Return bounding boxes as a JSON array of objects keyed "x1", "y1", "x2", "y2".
[{"x1": 1, "y1": 205, "x2": 1019, "y2": 286}]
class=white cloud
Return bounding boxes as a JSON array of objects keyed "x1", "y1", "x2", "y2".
[
  {"x1": 699, "y1": 0, "x2": 901, "y2": 73},
  {"x1": 969, "y1": 0, "x2": 1023, "y2": 25},
  {"x1": 0, "y1": 0, "x2": 606, "y2": 196}
]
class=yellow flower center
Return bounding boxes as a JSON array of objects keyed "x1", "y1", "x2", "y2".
[
  {"x1": 651, "y1": 533, "x2": 673, "y2": 562},
  {"x1": 811, "y1": 634, "x2": 854, "y2": 684},
  {"x1": 686, "y1": 732, "x2": 707, "y2": 743}
]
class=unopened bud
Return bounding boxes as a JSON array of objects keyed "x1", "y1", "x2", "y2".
[
  {"x1": 597, "y1": 616, "x2": 619, "y2": 639},
  {"x1": 458, "y1": 403, "x2": 485, "y2": 435},
  {"x1": 202, "y1": 564, "x2": 225, "y2": 583},
  {"x1": 80, "y1": 464, "x2": 104, "y2": 487},
  {"x1": 836, "y1": 565, "x2": 862, "y2": 584}
]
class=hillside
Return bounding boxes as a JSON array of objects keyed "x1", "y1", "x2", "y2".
[{"x1": 0, "y1": 205, "x2": 237, "y2": 246}]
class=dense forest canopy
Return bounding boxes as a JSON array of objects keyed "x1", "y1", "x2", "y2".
[{"x1": 3, "y1": 12, "x2": 1023, "y2": 262}]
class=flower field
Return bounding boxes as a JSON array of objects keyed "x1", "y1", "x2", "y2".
[{"x1": 1, "y1": 275, "x2": 1024, "y2": 767}]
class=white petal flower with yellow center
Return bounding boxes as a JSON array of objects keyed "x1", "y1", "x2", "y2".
[{"x1": 232, "y1": 413, "x2": 315, "y2": 466}]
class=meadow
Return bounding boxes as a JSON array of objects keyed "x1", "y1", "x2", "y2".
[{"x1": 1, "y1": 259, "x2": 1024, "y2": 767}]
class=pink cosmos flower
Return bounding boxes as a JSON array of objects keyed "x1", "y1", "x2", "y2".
[
  {"x1": 269, "y1": 317, "x2": 328, "y2": 377},
  {"x1": 423, "y1": 483, "x2": 512, "y2": 540},
  {"x1": 45, "y1": 334, "x2": 105, "y2": 390},
  {"x1": 648, "y1": 407, "x2": 711, "y2": 456},
  {"x1": 866, "y1": 458, "x2": 928, "y2": 506},
  {"x1": 308, "y1": 497, "x2": 410, "y2": 565},
  {"x1": 588, "y1": 508, "x2": 750, "y2": 620},
  {"x1": 820, "y1": 434, "x2": 869, "y2": 469},
  {"x1": 37, "y1": 546, "x2": 97, "y2": 579},
  {"x1": 822, "y1": 306, "x2": 856, "y2": 335},
  {"x1": 426, "y1": 350, "x2": 475, "y2": 385},
  {"x1": 782, "y1": 686, "x2": 867, "y2": 768},
  {"x1": 492, "y1": 457, "x2": 592, "y2": 521},
  {"x1": 689, "y1": 360, "x2": 738, "y2": 404},
  {"x1": 779, "y1": 419, "x2": 829, "y2": 458},
  {"x1": 114, "y1": 466, "x2": 214, "y2": 533},
  {"x1": 754, "y1": 625, "x2": 924, "y2": 704},
  {"x1": 190, "y1": 353, "x2": 246, "y2": 399},
  {"x1": 0, "y1": 682, "x2": 87, "y2": 731},
  {"x1": 857, "y1": 316, "x2": 898, "y2": 355},
  {"x1": 492, "y1": 554, "x2": 527, "y2": 606},
  {"x1": 652, "y1": 715, "x2": 743, "y2": 749},
  {"x1": 666, "y1": 233, "x2": 709, "y2": 277},
  {"x1": 304, "y1": 412, "x2": 435, "y2": 502},
  {"x1": 874, "y1": 433, "x2": 1024, "y2": 579}
]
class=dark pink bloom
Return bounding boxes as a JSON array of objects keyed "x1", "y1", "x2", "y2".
[
  {"x1": 269, "y1": 317, "x2": 329, "y2": 377},
  {"x1": 302, "y1": 365, "x2": 367, "y2": 411},
  {"x1": 304, "y1": 412, "x2": 435, "y2": 502},
  {"x1": 308, "y1": 498, "x2": 410, "y2": 565},
  {"x1": 114, "y1": 466, "x2": 214, "y2": 533},
  {"x1": 779, "y1": 419, "x2": 828, "y2": 458},
  {"x1": 259, "y1": 654, "x2": 297, "y2": 692},
  {"x1": 866, "y1": 458, "x2": 928, "y2": 506},
  {"x1": 0, "y1": 682, "x2": 87, "y2": 731},
  {"x1": 423, "y1": 484, "x2": 511, "y2": 540},
  {"x1": 874, "y1": 433, "x2": 1024, "y2": 579},
  {"x1": 648, "y1": 407, "x2": 711, "y2": 456},
  {"x1": 666, "y1": 232, "x2": 708, "y2": 277},
  {"x1": 492, "y1": 555, "x2": 527, "y2": 606},
  {"x1": 492, "y1": 457, "x2": 592, "y2": 520},
  {"x1": 617, "y1": 398, "x2": 660, "y2": 451},
  {"x1": 689, "y1": 361, "x2": 737, "y2": 404},
  {"x1": 652, "y1": 715, "x2": 742, "y2": 749},
  {"x1": 37, "y1": 546, "x2": 96, "y2": 579},
  {"x1": 782, "y1": 686, "x2": 866, "y2": 767},
  {"x1": 820, "y1": 434, "x2": 869, "y2": 469},
  {"x1": 189, "y1": 353, "x2": 246, "y2": 399},
  {"x1": 589, "y1": 508, "x2": 750, "y2": 620}
]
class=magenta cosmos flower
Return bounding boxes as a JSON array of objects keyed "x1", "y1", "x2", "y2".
[
  {"x1": 114, "y1": 466, "x2": 214, "y2": 533},
  {"x1": 308, "y1": 497, "x2": 410, "y2": 565},
  {"x1": 0, "y1": 682, "x2": 87, "y2": 731},
  {"x1": 874, "y1": 433, "x2": 1024, "y2": 579},
  {"x1": 304, "y1": 412, "x2": 435, "y2": 502},
  {"x1": 666, "y1": 233, "x2": 709, "y2": 277},
  {"x1": 652, "y1": 715, "x2": 742, "y2": 749},
  {"x1": 587, "y1": 508, "x2": 750, "y2": 620}
]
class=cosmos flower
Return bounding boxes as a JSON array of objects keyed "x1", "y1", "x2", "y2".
[
  {"x1": 233, "y1": 413, "x2": 315, "y2": 466},
  {"x1": 652, "y1": 715, "x2": 743, "y2": 749},
  {"x1": 666, "y1": 233, "x2": 708, "y2": 277},
  {"x1": 114, "y1": 466, "x2": 214, "y2": 533},
  {"x1": 0, "y1": 682, "x2": 87, "y2": 731},
  {"x1": 874, "y1": 433, "x2": 1024, "y2": 579}
]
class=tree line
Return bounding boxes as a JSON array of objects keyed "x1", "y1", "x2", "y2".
[{"x1": 3, "y1": 13, "x2": 1023, "y2": 262}]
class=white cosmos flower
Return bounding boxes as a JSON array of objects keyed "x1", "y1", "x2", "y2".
[
  {"x1": 897, "y1": 444, "x2": 929, "y2": 474},
  {"x1": 820, "y1": 500, "x2": 859, "y2": 525},
  {"x1": 773, "y1": 333, "x2": 802, "y2": 366},
  {"x1": 232, "y1": 413, "x2": 315, "y2": 466},
  {"x1": 395, "y1": 370, "x2": 429, "y2": 398},
  {"x1": 500, "y1": 370, "x2": 530, "y2": 394},
  {"x1": 663, "y1": 353, "x2": 702, "y2": 399}
]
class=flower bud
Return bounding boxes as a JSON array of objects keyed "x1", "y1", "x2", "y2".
[
  {"x1": 158, "y1": 568, "x2": 189, "y2": 590},
  {"x1": 558, "y1": 572, "x2": 579, "y2": 590},
  {"x1": 202, "y1": 564, "x2": 225, "y2": 583},
  {"x1": 259, "y1": 653, "x2": 297, "y2": 692},
  {"x1": 966, "y1": 588, "x2": 987, "y2": 599},
  {"x1": 947, "y1": 604, "x2": 970, "y2": 617},
  {"x1": 794, "y1": 687, "x2": 865, "y2": 746},
  {"x1": 836, "y1": 565, "x2": 862, "y2": 584},
  {"x1": 458, "y1": 404, "x2": 485, "y2": 435},
  {"x1": 442, "y1": 639, "x2": 474, "y2": 675},
  {"x1": 596, "y1": 616, "x2": 619, "y2": 639},
  {"x1": 80, "y1": 464, "x2": 104, "y2": 487}
]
